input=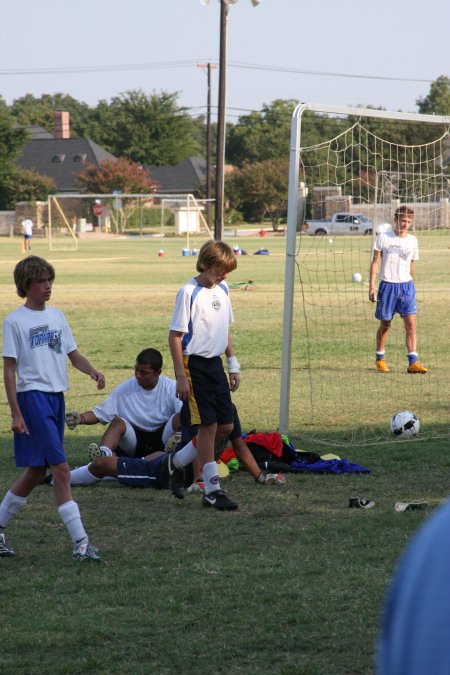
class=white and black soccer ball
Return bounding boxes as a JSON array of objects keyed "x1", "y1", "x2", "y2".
[
  {"x1": 390, "y1": 411, "x2": 420, "y2": 438},
  {"x1": 352, "y1": 272, "x2": 362, "y2": 283}
]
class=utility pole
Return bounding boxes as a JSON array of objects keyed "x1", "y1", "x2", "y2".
[
  {"x1": 215, "y1": 0, "x2": 228, "y2": 241},
  {"x1": 197, "y1": 62, "x2": 216, "y2": 231}
]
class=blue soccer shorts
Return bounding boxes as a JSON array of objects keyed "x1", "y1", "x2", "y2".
[
  {"x1": 14, "y1": 391, "x2": 66, "y2": 467},
  {"x1": 375, "y1": 281, "x2": 417, "y2": 321}
]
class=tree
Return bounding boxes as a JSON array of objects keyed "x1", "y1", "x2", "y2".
[
  {"x1": 76, "y1": 157, "x2": 157, "y2": 194},
  {"x1": 0, "y1": 98, "x2": 54, "y2": 209},
  {"x1": 227, "y1": 99, "x2": 297, "y2": 167},
  {"x1": 90, "y1": 90, "x2": 203, "y2": 166},
  {"x1": 417, "y1": 76, "x2": 450, "y2": 115},
  {"x1": 226, "y1": 159, "x2": 289, "y2": 230},
  {"x1": 0, "y1": 168, "x2": 55, "y2": 210},
  {"x1": 75, "y1": 158, "x2": 159, "y2": 233},
  {"x1": 9, "y1": 93, "x2": 94, "y2": 138}
]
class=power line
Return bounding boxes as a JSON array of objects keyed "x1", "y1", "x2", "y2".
[{"x1": 0, "y1": 59, "x2": 436, "y2": 85}]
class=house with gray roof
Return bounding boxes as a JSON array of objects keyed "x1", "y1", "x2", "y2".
[
  {"x1": 146, "y1": 156, "x2": 207, "y2": 196},
  {"x1": 16, "y1": 112, "x2": 116, "y2": 193}
]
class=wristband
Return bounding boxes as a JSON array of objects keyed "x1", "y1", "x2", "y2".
[
  {"x1": 255, "y1": 472, "x2": 266, "y2": 485},
  {"x1": 227, "y1": 355, "x2": 240, "y2": 374}
]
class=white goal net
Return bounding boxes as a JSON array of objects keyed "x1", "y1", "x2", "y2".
[{"x1": 280, "y1": 103, "x2": 450, "y2": 446}]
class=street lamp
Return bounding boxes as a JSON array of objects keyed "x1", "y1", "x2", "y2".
[{"x1": 201, "y1": 0, "x2": 262, "y2": 240}]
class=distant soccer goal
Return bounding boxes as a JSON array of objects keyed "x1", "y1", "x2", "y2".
[
  {"x1": 47, "y1": 193, "x2": 213, "y2": 251},
  {"x1": 280, "y1": 103, "x2": 450, "y2": 445}
]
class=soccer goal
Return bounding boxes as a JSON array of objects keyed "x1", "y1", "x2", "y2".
[
  {"x1": 280, "y1": 103, "x2": 450, "y2": 445},
  {"x1": 47, "y1": 192, "x2": 213, "y2": 251}
]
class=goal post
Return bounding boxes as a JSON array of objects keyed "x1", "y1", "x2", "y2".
[
  {"x1": 279, "y1": 103, "x2": 450, "y2": 443},
  {"x1": 47, "y1": 192, "x2": 213, "y2": 248}
]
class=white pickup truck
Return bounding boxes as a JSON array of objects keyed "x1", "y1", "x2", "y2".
[{"x1": 302, "y1": 212, "x2": 390, "y2": 236}]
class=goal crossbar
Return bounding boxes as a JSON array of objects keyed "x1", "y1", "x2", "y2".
[{"x1": 279, "y1": 103, "x2": 450, "y2": 435}]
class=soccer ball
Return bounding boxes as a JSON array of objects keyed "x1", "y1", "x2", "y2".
[
  {"x1": 390, "y1": 411, "x2": 420, "y2": 438},
  {"x1": 352, "y1": 272, "x2": 362, "y2": 283}
]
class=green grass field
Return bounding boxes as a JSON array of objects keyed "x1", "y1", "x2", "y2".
[{"x1": 0, "y1": 234, "x2": 448, "y2": 674}]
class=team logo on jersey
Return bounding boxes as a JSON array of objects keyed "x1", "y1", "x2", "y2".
[
  {"x1": 388, "y1": 245, "x2": 410, "y2": 260},
  {"x1": 29, "y1": 325, "x2": 62, "y2": 353},
  {"x1": 211, "y1": 294, "x2": 221, "y2": 311}
]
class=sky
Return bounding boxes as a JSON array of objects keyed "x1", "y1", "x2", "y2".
[{"x1": 0, "y1": 0, "x2": 449, "y2": 123}]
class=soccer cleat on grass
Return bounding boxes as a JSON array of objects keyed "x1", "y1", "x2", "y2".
[
  {"x1": 72, "y1": 541, "x2": 101, "y2": 562},
  {"x1": 395, "y1": 501, "x2": 428, "y2": 513},
  {"x1": 0, "y1": 533, "x2": 16, "y2": 557},
  {"x1": 376, "y1": 358, "x2": 390, "y2": 372},
  {"x1": 407, "y1": 361, "x2": 428, "y2": 374},
  {"x1": 88, "y1": 443, "x2": 104, "y2": 461},
  {"x1": 167, "y1": 452, "x2": 186, "y2": 500},
  {"x1": 349, "y1": 496, "x2": 375, "y2": 509},
  {"x1": 202, "y1": 489, "x2": 238, "y2": 511}
]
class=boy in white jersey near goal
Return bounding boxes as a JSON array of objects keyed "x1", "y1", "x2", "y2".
[
  {"x1": 168, "y1": 240, "x2": 240, "y2": 511},
  {"x1": 369, "y1": 206, "x2": 427, "y2": 374},
  {"x1": 0, "y1": 256, "x2": 105, "y2": 561}
]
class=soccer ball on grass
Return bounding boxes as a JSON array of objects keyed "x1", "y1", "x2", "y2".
[{"x1": 390, "y1": 411, "x2": 420, "y2": 438}]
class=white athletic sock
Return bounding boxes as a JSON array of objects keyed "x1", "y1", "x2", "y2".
[
  {"x1": 173, "y1": 441, "x2": 197, "y2": 468},
  {"x1": 100, "y1": 446, "x2": 113, "y2": 457},
  {"x1": 70, "y1": 465, "x2": 101, "y2": 486},
  {"x1": 0, "y1": 490, "x2": 27, "y2": 529},
  {"x1": 202, "y1": 461, "x2": 221, "y2": 495},
  {"x1": 58, "y1": 500, "x2": 88, "y2": 546}
]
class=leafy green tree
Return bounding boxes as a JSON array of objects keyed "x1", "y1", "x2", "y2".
[
  {"x1": 9, "y1": 93, "x2": 94, "y2": 138},
  {"x1": 226, "y1": 159, "x2": 289, "y2": 229},
  {"x1": 417, "y1": 76, "x2": 450, "y2": 115},
  {"x1": 0, "y1": 168, "x2": 56, "y2": 210},
  {"x1": 0, "y1": 98, "x2": 54, "y2": 209},
  {"x1": 90, "y1": 90, "x2": 202, "y2": 166},
  {"x1": 227, "y1": 99, "x2": 297, "y2": 167}
]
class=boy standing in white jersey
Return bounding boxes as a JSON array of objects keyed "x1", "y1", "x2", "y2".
[
  {"x1": 0, "y1": 256, "x2": 105, "y2": 561},
  {"x1": 369, "y1": 206, "x2": 427, "y2": 374},
  {"x1": 168, "y1": 240, "x2": 240, "y2": 510}
]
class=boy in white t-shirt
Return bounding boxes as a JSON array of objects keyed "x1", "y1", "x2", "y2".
[
  {"x1": 0, "y1": 256, "x2": 105, "y2": 561},
  {"x1": 64, "y1": 347, "x2": 182, "y2": 460},
  {"x1": 369, "y1": 206, "x2": 427, "y2": 374}
]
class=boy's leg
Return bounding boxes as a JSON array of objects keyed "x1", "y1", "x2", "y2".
[
  {"x1": 52, "y1": 462, "x2": 101, "y2": 562},
  {"x1": 88, "y1": 417, "x2": 128, "y2": 460},
  {"x1": 69, "y1": 457, "x2": 119, "y2": 485},
  {"x1": 0, "y1": 479, "x2": 30, "y2": 556}
]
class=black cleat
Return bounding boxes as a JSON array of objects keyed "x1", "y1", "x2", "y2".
[
  {"x1": 202, "y1": 489, "x2": 238, "y2": 511},
  {"x1": 168, "y1": 452, "x2": 186, "y2": 500}
]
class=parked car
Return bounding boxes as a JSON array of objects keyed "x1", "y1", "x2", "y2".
[{"x1": 302, "y1": 212, "x2": 391, "y2": 236}]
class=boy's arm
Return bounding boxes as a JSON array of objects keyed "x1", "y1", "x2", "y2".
[
  {"x1": 169, "y1": 330, "x2": 190, "y2": 401},
  {"x1": 67, "y1": 349, "x2": 105, "y2": 389},
  {"x1": 369, "y1": 250, "x2": 381, "y2": 302},
  {"x1": 410, "y1": 260, "x2": 415, "y2": 278},
  {"x1": 225, "y1": 335, "x2": 240, "y2": 392},
  {"x1": 3, "y1": 357, "x2": 29, "y2": 434}
]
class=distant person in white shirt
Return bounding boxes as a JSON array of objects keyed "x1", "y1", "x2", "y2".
[
  {"x1": 369, "y1": 206, "x2": 427, "y2": 374},
  {"x1": 65, "y1": 348, "x2": 182, "y2": 461},
  {"x1": 21, "y1": 218, "x2": 33, "y2": 250}
]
